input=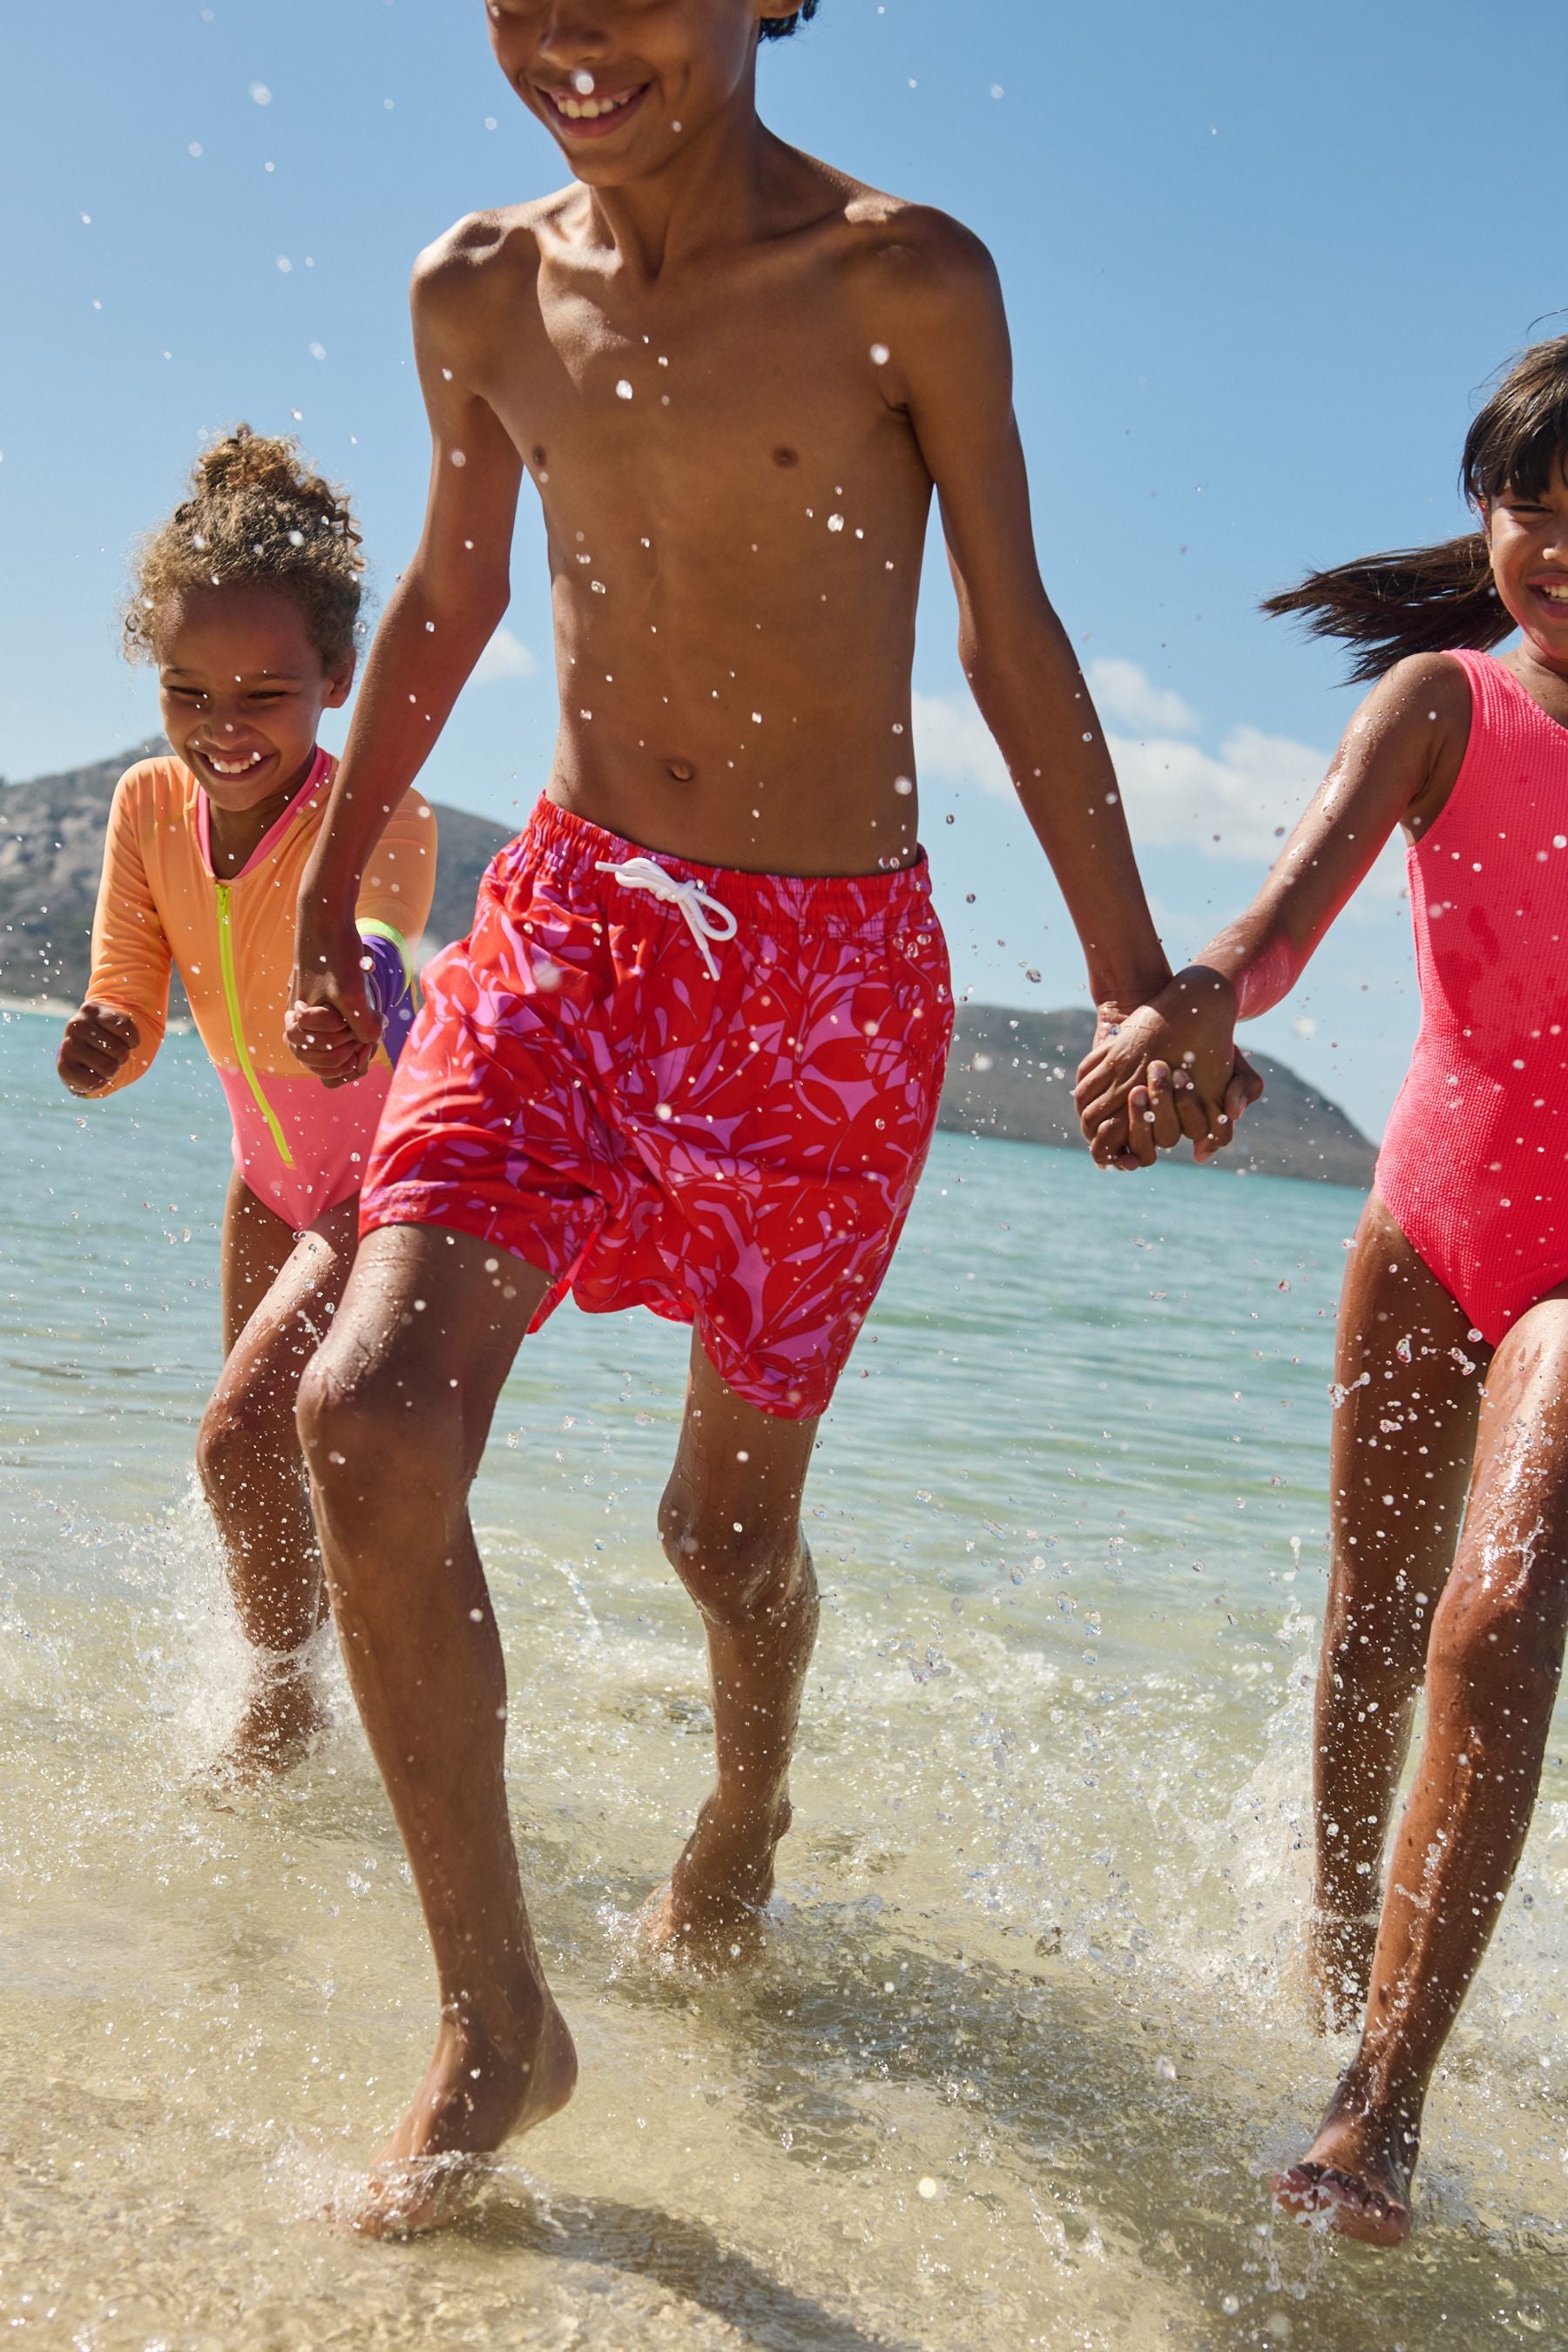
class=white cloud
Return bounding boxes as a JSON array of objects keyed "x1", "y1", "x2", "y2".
[
  {"x1": 913, "y1": 666, "x2": 1409, "y2": 900},
  {"x1": 914, "y1": 666, "x2": 1331, "y2": 866},
  {"x1": 912, "y1": 687, "x2": 1010, "y2": 798},
  {"x1": 1108, "y1": 721, "x2": 1328, "y2": 862},
  {"x1": 472, "y1": 625, "x2": 538, "y2": 684},
  {"x1": 1085, "y1": 657, "x2": 1197, "y2": 736}
]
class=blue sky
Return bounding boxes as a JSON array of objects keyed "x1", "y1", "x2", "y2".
[{"x1": 3, "y1": 0, "x2": 1563, "y2": 1137}]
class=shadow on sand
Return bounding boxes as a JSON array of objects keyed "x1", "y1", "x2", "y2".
[{"x1": 463, "y1": 2187, "x2": 917, "y2": 2352}]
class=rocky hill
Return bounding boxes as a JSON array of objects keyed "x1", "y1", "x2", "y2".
[
  {"x1": 936, "y1": 1002, "x2": 1374, "y2": 1187},
  {"x1": 2, "y1": 747, "x2": 1375, "y2": 1189}
]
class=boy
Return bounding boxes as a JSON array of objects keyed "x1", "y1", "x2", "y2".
[{"x1": 289, "y1": 0, "x2": 1231, "y2": 2230}]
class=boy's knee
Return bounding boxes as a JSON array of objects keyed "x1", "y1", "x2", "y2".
[
  {"x1": 296, "y1": 1342, "x2": 449, "y2": 1506},
  {"x1": 658, "y1": 1490, "x2": 808, "y2": 1629}
]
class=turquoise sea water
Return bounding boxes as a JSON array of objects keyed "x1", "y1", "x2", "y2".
[{"x1": 3, "y1": 1004, "x2": 1567, "y2": 2349}]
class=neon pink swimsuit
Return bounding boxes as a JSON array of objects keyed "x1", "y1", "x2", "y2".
[{"x1": 1377, "y1": 650, "x2": 1568, "y2": 1343}]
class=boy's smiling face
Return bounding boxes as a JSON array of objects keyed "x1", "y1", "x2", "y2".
[{"x1": 486, "y1": 0, "x2": 803, "y2": 179}]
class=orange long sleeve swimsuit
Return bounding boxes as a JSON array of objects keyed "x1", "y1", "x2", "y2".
[{"x1": 84, "y1": 747, "x2": 437, "y2": 1228}]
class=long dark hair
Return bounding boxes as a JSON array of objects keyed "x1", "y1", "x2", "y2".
[
  {"x1": 760, "y1": 0, "x2": 819, "y2": 36},
  {"x1": 1263, "y1": 335, "x2": 1568, "y2": 682}
]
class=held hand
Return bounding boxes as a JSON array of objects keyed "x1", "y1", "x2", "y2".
[
  {"x1": 1074, "y1": 970, "x2": 1258, "y2": 1171},
  {"x1": 1202, "y1": 1045, "x2": 1265, "y2": 1162},
  {"x1": 288, "y1": 899, "x2": 382, "y2": 1089},
  {"x1": 284, "y1": 999, "x2": 377, "y2": 1086},
  {"x1": 57, "y1": 1001, "x2": 139, "y2": 1097}
]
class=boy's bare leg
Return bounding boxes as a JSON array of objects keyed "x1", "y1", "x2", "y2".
[
  {"x1": 1308, "y1": 1193, "x2": 1484, "y2": 2023},
  {"x1": 200, "y1": 1173, "x2": 358, "y2": 1780},
  {"x1": 641, "y1": 1332, "x2": 820, "y2": 1968},
  {"x1": 296, "y1": 1224, "x2": 576, "y2": 2232},
  {"x1": 1276, "y1": 1288, "x2": 1568, "y2": 2244}
]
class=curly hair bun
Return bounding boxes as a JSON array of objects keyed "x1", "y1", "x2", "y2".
[
  {"x1": 192, "y1": 425, "x2": 355, "y2": 532},
  {"x1": 125, "y1": 424, "x2": 364, "y2": 670}
]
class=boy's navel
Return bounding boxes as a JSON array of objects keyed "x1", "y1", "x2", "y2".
[
  {"x1": 666, "y1": 760, "x2": 696, "y2": 784},
  {"x1": 772, "y1": 447, "x2": 801, "y2": 470}
]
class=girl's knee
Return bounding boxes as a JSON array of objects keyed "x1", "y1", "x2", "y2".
[
  {"x1": 198, "y1": 1378, "x2": 295, "y2": 1502},
  {"x1": 1323, "y1": 1578, "x2": 1435, "y2": 1686},
  {"x1": 1429, "y1": 1564, "x2": 1568, "y2": 1701}
]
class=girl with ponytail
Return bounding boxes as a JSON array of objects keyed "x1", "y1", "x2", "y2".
[
  {"x1": 58, "y1": 429, "x2": 437, "y2": 1781},
  {"x1": 1076, "y1": 335, "x2": 1568, "y2": 2242}
]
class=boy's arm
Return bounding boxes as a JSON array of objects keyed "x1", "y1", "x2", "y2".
[
  {"x1": 291, "y1": 787, "x2": 441, "y2": 1086},
  {"x1": 292, "y1": 229, "x2": 524, "y2": 1064},
  {"x1": 883, "y1": 217, "x2": 1218, "y2": 1126},
  {"x1": 63, "y1": 775, "x2": 171, "y2": 1097},
  {"x1": 1074, "y1": 653, "x2": 1467, "y2": 1163}
]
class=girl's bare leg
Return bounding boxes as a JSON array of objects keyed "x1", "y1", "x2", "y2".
[
  {"x1": 199, "y1": 1173, "x2": 359, "y2": 1778},
  {"x1": 1309, "y1": 1193, "x2": 1485, "y2": 2023},
  {"x1": 1277, "y1": 1287, "x2": 1568, "y2": 2243},
  {"x1": 297, "y1": 1225, "x2": 576, "y2": 2233},
  {"x1": 640, "y1": 1329, "x2": 821, "y2": 1966}
]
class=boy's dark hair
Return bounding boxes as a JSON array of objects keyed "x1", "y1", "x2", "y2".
[
  {"x1": 125, "y1": 424, "x2": 364, "y2": 671},
  {"x1": 760, "y1": 0, "x2": 819, "y2": 38},
  {"x1": 1263, "y1": 335, "x2": 1568, "y2": 682}
]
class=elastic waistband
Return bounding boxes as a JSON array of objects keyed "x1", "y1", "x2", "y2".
[{"x1": 517, "y1": 794, "x2": 936, "y2": 935}]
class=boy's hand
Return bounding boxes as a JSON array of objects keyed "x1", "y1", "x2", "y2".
[
  {"x1": 284, "y1": 998, "x2": 381, "y2": 1087},
  {"x1": 1074, "y1": 970, "x2": 1262, "y2": 1171},
  {"x1": 288, "y1": 899, "x2": 382, "y2": 1088},
  {"x1": 58, "y1": 1002, "x2": 139, "y2": 1096}
]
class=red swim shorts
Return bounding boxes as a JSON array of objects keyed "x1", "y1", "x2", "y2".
[{"x1": 361, "y1": 797, "x2": 953, "y2": 1419}]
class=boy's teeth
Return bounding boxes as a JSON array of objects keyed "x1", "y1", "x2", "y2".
[
  {"x1": 208, "y1": 752, "x2": 262, "y2": 774},
  {"x1": 557, "y1": 89, "x2": 633, "y2": 120}
]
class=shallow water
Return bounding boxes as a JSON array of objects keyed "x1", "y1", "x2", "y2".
[{"x1": 3, "y1": 1004, "x2": 1566, "y2": 2350}]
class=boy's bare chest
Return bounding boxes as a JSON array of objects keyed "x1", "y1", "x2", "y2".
[{"x1": 483, "y1": 274, "x2": 923, "y2": 544}]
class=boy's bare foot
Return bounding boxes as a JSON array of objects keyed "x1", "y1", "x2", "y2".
[
  {"x1": 340, "y1": 1991, "x2": 578, "y2": 2237},
  {"x1": 637, "y1": 1794, "x2": 792, "y2": 1971},
  {"x1": 1306, "y1": 1906, "x2": 1378, "y2": 2034},
  {"x1": 1271, "y1": 2085, "x2": 1416, "y2": 2247},
  {"x1": 213, "y1": 1661, "x2": 329, "y2": 1785}
]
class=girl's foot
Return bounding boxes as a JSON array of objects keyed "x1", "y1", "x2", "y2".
[
  {"x1": 340, "y1": 1992, "x2": 578, "y2": 2237},
  {"x1": 636, "y1": 1794, "x2": 791, "y2": 1970},
  {"x1": 1306, "y1": 1905, "x2": 1378, "y2": 2034},
  {"x1": 213, "y1": 1658, "x2": 328, "y2": 1785},
  {"x1": 1271, "y1": 2092, "x2": 1417, "y2": 2247}
]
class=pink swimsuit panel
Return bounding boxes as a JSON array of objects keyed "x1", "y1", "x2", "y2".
[
  {"x1": 220, "y1": 1065, "x2": 393, "y2": 1231},
  {"x1": 1377, "y1": 649, "x2": 1568, "y2": 1342}
]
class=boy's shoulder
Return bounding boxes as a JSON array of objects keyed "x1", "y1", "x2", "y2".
[
  {"x1": 411, "y1": 193, "x2": 573, "y2": 314},
  {"x1": 412, "y1": 174, "x2": 997, "y2": 317},
  {"x1": 834, "y1": 180, "x2": 993, "y2": 267}
]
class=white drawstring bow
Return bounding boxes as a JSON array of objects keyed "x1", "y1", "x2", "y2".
[{"x1": 596, "y1": 855, "x2": 739, "y2": 980}]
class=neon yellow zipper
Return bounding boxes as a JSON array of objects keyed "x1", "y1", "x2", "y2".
[{"x1": 215, "y1": 881, "x2": 294, "y2": 1168}]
